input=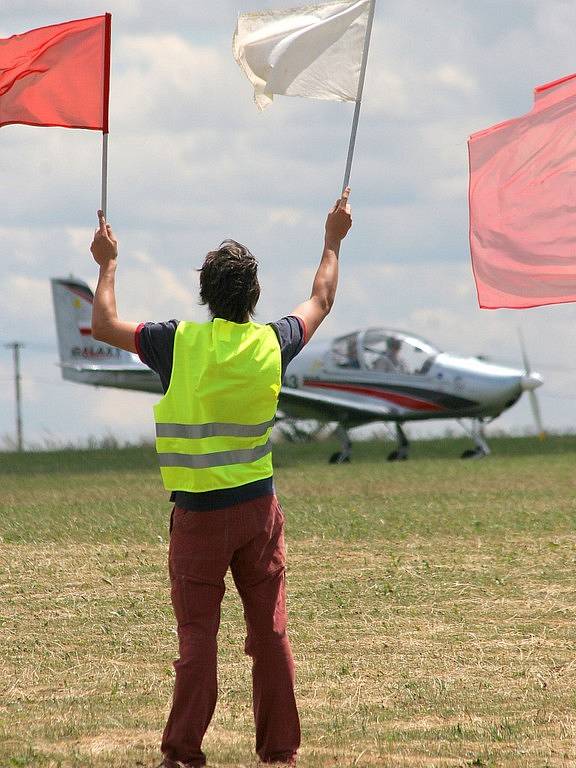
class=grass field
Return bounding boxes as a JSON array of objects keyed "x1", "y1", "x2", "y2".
[{"x1": 1, "y1": 435, "x2": 576, "y2": 767}]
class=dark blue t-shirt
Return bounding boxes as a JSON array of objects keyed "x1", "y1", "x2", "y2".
[{"x1": 136, "y1": 317, "x2": 306, "y2": 511}]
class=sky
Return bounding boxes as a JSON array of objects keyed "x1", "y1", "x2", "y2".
[{"x1": 2, "y1": 0, "x2": 576, "y2": 450}]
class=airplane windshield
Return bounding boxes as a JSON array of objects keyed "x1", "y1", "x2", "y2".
[{"x1": 360, "y1": 329, "x2": 438, "y2": 375}]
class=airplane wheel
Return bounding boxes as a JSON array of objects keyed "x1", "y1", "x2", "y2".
[
  {"x1": 460, "y1": 448, "x2": 485, "y2": 459},
  {"x1": 387, "y1": 450, "x2": 408, "y2": 462},
  {"x1": 329, "y1": 452, "x2": 351, "y2": 464}
]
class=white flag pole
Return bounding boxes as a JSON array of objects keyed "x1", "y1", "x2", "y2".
[
  {"x1": 342, "y1": 0, "x2": 376, "y2": 193},
  {"x1": 101, "y1": 132, "x2": 109, "y2": 217}
]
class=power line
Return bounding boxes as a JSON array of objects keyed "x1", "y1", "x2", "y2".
[{"x1": 0, "y1": 339, "x2": 56, "y2": 350}]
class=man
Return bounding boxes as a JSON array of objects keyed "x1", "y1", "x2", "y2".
[
  {"x1": 374, "y1": 336, "x2": 407, "y2": 373},
  {"x1": 89, "y1": 188, "x2": 352, "y2": 767}
]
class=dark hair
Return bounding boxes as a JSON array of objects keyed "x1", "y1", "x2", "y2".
[{"x1": 199, "y1": 240, "x2": 260, "y2": 323}]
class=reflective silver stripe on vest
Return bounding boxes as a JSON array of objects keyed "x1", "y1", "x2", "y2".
[
  {"x1": 157, "y1": 439, "x2": 272, "y2": 470},
  {"x1": 156, "y1": 418, "x2": 275, "y2": 440}
]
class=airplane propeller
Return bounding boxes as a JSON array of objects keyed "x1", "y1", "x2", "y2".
[{"x1": 518, "y1": 328, "x2": 545, "y2": 439}]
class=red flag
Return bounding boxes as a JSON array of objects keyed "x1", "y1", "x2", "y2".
[
  {"x1": 0, "y1": 14, "x2": 111, "y2": 132},
  {"x1": 469, "y1": 73, "x2": 576, "y2": 309}
]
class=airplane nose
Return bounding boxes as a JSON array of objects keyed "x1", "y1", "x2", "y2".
[{"x1": 521, "y1": 372, "x2": 543, "y2": 391}]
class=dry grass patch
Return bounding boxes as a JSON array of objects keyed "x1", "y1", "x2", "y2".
[
  {"x1": 2, "y1": 534, "x2": 576, "y2": 766},
  {"x1": 2, "y1": 440, "x2": 576, "y2": 766}
]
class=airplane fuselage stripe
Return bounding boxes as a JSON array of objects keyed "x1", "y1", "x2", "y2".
[
  {"x1": 64, "y1": 285, "x2": 94, "y2": 304},
  {"x1": 302, "y1": 380, "x2": 446, "y2": 412}
]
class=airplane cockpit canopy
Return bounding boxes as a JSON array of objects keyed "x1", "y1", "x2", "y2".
[{"x1": 329, "y1": 329, "x2": 439, "y2": 375}]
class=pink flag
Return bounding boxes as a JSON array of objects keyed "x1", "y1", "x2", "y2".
[{"x1": 469, "y1": 73, "x2": 576, "y2": 309}]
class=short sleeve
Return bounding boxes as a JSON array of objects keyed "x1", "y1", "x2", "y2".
[
  {"x1": 135, "y1": 320, "x2": 179, "y2": 392},
  {"x1": 269, "y1": 316, "x2": 306, "y2": 379}
]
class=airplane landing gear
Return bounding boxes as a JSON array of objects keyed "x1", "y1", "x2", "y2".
[
  {"x1": 460, "y1": 448, "x2": 485, "y2": 459},
  {"x1": 458, "y1": 418, "x2": 491, "y2": 459},
  {"x1": 329, "y1": 424, "x2": 352, "y2": 464},
  {"x1": 387, "y1": 423, "x2": 409, "y2": 462}
]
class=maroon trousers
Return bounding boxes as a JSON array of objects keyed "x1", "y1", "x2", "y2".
[{"x1": 161, "y1": 495, "x2": 301, "y2": 766}]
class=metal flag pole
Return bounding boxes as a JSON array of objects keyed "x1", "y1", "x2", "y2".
[
  {"x1": 100, "y1": 13, "x2": 112, "y2": 218},
  {"x1": 342, "y1": 0, "x2": 376, "y2": 193},
  {"x1": 101, "y1": 132, "x2": 109, "y2": 217}
]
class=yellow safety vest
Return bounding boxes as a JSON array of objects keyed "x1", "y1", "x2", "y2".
[{"x1": 153, "y1": 319, "x2": 281, "y2": 493}]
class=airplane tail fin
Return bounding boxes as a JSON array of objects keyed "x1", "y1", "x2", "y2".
[{"x1": 50, "y1": 277, "x2": 140, "y2": 370}]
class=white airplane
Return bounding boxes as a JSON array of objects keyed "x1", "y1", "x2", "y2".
[{"x1": 51, "y1": 277, "x2": 544, "y2": 462}]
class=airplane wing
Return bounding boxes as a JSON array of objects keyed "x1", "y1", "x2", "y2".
[
  {"x1": 60, "y1": 363, "x2": 162, "y2": 393},
  {"x1": 278, "y1": 386, "x2": 394, "y2": 424}
]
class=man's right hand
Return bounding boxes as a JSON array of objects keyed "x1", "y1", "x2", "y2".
[
  {"x1": 325, "y1": 187, "x2": 352, "y2": 244},
  {"x1": 90, "y1": 209, "x2": 118, "y2": 267}
]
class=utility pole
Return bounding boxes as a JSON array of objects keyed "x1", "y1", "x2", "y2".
[{"x1": 5, "y1": 342, "x2": 24, "y2": 452}]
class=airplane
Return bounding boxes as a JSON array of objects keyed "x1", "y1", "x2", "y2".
[{"x1": 51, "y1": 276, "x2": 545, "y2": 463}]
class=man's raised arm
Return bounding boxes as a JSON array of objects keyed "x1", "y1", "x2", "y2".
[
  {"x1": 291, "y1": 187, "x2": 352, "y2": 341},
  {"x1": 90, "y1": 210, "x2": 139, "y2": 353}
]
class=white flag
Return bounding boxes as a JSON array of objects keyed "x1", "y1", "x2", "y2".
[{"x1": 233, "y1": 0, "x2": 370, "y2": 110}]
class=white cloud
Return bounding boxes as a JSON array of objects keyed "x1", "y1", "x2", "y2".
[
  {"x1": 431, "y1": 65, "x2": 477, "y2": 94},
  {"x1": 364, "y1": 67, "x2": 410, "y2": 118},
  {"x1": 267, "y1": 208, "x2": 304, "y2": 227},
  {"x1": 112, "y1": 35, "x2": 230, "y2": 133},
  {"x1": 2, "y1": 275, "x2": 50, "y2": 324},
  {"x1": 66, "y1": 227, "x2": 94, "y2": 255},
  {"x1": 118, "y1": 257, "x2": 201, "y2": 321}
]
